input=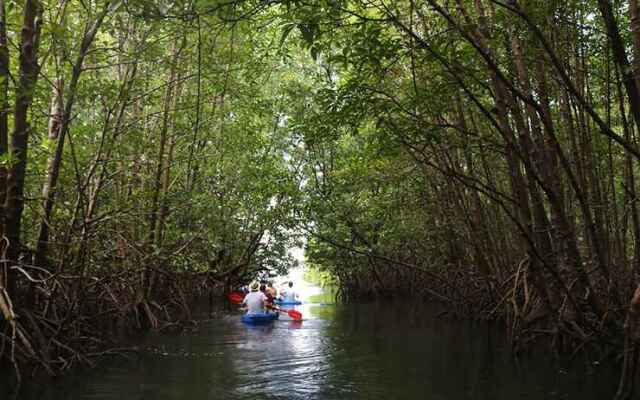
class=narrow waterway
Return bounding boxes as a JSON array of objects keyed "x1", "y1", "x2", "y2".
[{"x1": 9, "y1": 280, "x2": 619, "y2": 399}]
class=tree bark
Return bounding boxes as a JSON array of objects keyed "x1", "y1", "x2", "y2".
[
  {"x1": 34, "y1": 0, "x2": 122, "y2": 268},
  {"x1": 0, "y1": 0, "x2": 8, "y2": 220},
  {"x1": 149, "y1": 36, "x2": 185, "y2": 249},
  {"x1": 34, "y1": 79, "x2": 64, "y2": 268},
  {"x1": 0, "y1": 0, "x2": 9, "y2": 292},
  {"x1": 630, "y1": 0, "x2": 640, "y2": 91},
  {"x1": 597, "y1": 0, "x2": 640, "y2": 134},
  {"x1": 3, "y1": 0, "x2": 43, "y2": 297}
]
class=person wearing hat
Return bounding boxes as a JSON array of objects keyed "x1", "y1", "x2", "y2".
[{"x1": 242, "y1": 281, "x2": 268, "y2": 314}]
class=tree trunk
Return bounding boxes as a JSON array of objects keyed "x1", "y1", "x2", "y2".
[
  {"x1": 33, "y1": 0, "x2": 121, "y2": 269},
  {"x1": 597, "y1": 0, "x2": 640, "y2": 134},
  {"x1": 0, "y1": 0, "x2": 8, "y2": 218},
  {"x1": 3, "y1": 0, "x2": 43, "y2": 297},
  {"x1": 0, "y1": 0, "x2": 9, "y2": 292},
  {"x1": 34, "y1": 79, "x2": 64, "y2": 268},
  {"x1": 148, "y1": 37, "x2": 184, "y2": 248},
  {"x1": 145, "y1": 37, "x2": 185, "y2": 302},
  {"x1": 157, "y1": 77, "x2": 184, "y2": 246},
  {"x1": 629, "y1": 0, "x2": 640, "y2": 90}
]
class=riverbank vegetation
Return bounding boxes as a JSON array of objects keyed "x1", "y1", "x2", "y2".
[
  {"x1": 0, "y1": 0, "x2": 304, "y2": 385},
  {"x1": 296, "y1": 2, "x2": 640, "y2": 398},
  {"x1": 3, "y1": 0, "x2": 640, "y2": 398}
]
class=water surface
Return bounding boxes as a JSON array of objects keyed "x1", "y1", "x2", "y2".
[{"x1": 7, "y1": 296, "x2": 618, "y2": 399}]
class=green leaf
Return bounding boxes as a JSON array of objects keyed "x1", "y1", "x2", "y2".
[{"x1": 279, "y1": 23, "x2": 296, "y2": 48}]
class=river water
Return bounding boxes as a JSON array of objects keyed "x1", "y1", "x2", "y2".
[{"x1": 7, "y1": 282, "x2": 619, "y2": 399}]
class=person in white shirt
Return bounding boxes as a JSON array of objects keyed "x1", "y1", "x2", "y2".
[
  {"x1": 282, "y1": 281, "x2": 298, "y2": 302},
  {"x1": 242, "y1": 281, "x2": 267, "y2": 314}
]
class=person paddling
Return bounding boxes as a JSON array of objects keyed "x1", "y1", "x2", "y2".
[
  {"x1": 242, "y1": 282, "x2": 267, "y2": 314},
  {"x1": 280, "y1": 281, "x2": 298, "y2": 302},
  {"x1": 260, "y1": 283, "x2": 276, "y2": 311},
  {"x1": 266, "y1": 281, "x2": 277, "y2": 299}
]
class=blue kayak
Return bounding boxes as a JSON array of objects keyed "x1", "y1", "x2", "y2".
[
  {"x1": 274, "y1": 299, "x2": 302, "y2": 306},
  {"x1": 241, "y1": 312, "x2": 279, "y2": 324}
]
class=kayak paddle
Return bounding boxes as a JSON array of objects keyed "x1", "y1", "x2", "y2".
[
  {"x1": 228, "y1": 291, "x2": 244, "y2": 304},
  {"x1": 274, "y1": 307, "x2": 303, "y2": 321}
]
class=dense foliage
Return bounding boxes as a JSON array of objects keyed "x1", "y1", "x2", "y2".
[
  {"x1": 291, "y1": 2, "x2": 640, "y2": 397},
  {"x1": 0, "y1": 0, "x2": 309, "y2": 383}
]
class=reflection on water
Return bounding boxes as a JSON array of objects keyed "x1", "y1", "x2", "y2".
[{"x1": 6, "y1": 289, "x2": 619, "y2": 400}]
